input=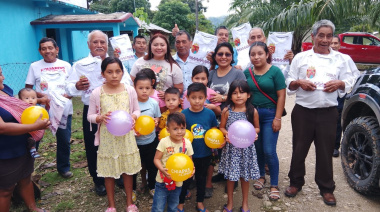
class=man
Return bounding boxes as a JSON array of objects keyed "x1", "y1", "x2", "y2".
[
  {"x1": 246, "y1": 27, "x2": 294, "y2": 76},
  {"x1": 285, "y1": 20, "x2": 356, "y2": 206},
  {"x1": 114, "y1": 35, "x2": 147, "y2": 73},
  {"x1": 330, "y1": 35, "x2": 360, "y2": 157},
  {"x1": 25, "y1": 37, "x2": 73, "y2": 178},
  {"x1": 173, "y1": 30, "x2": 198, "y2": 91},
  {"x1": 67, "y1": 30, "x2": 132, "y2": 196}
]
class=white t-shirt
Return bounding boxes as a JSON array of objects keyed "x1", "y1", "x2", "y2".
[
  {"x1": 25, "y1": 59, "x2": 73, "y2": 115},
  {"x1": 130, "y1": 58, "x2": 183, "y2": 92},
  {"x1": 267, "y1": 32, "x2": 293, "y2": 65}
]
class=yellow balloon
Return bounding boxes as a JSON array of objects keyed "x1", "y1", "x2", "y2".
[
  {"x1": 159, "y1": 128, "x2": 170, "y2": 140},
  {"x1": 184, "y1": 129, "x2": 194, "y2": 143},
  {"x1": 21, "y1": 106, "x2": 49, "y2": 124},
  {"x1": 205, "y1": 128, "x2": 225, "y2": 149},
  {"x1": 135, "y1": 115, "x2": 155, "y2": 135},
  {"x1": 166, "y1": 153, "x2": 194, "y2": 182}
]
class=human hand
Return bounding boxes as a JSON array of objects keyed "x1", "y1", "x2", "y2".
[
  {"x1": 97, "y1": 111, "x2": 111, "y2": 124},
  {"x1": 255, "y1": 133, "x2": 258, "y2": 141},
  {"x1": 62, "y1": 94, "x2": 72, "y2": 99},
  {"x1": 113, "y1": 51, "x2": 120, "y2": 58},
  {"x1": 206, "y1": 51, "x2": 214, "y2": 64},
  {"x1": 154, "y1": 118, "x2": 159, "y2": 127},
  {"x1": 283, "y1": 50, "x2": 294, "y2": 63},
  {"x1": 204, "y1": 103, "x2": 216, "y2": 110},
  {"x1": 324, "y1": 80, "x2": 344, "y2": 93},
  {"x1": 162, "y1": 168, "x2": 171, "y2": 180},
  {"x1": 76, "y1": 76, "x2": 90, "y2": 91},
  {"x1": 157, "y1": 90, "x2": 165, "y2": 100},
  {"x1": 298, "y1": 79, "x2": 316, "y2": 91},
  {"x1": 33, "y1": 114, "x2": 51, "y2": 130},
  {"x1": 272, "y1": 118, "x2": 281, "y2": 132},
  {"x1": 224, "y1": 132, "x2": 230, "y2": 144},
  {"x1": 172, "y1": 24, "x2": 180, "y2": 37},
  {"x1": 210, "y1": 93, "x2": 223, "y2": 103},
  {"x1": 234, "y1": 65, "x2": 242, "y2": 70},
  {"x1": 190, "y1": 167, "x2": 195, "y2": 178}
]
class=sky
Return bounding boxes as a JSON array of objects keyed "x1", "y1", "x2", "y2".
[{"x1": 149, "y1": 0, "x2": 233, "y2": 18}]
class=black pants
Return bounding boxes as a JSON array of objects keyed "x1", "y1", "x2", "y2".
[
  {"x1": 179, "y1": 156, "x2": 211, "y2": 203},
  {"x1": 83, "y1": 105, "x2": 104, "y2": 186},
  {"x1": 288, "y1": 104, "x2": 337, "y2": 194},
  {"x1": 133, "y1": 136, "x2": 159, "y2": 190},
  {"x1": 335, "y1": 96, "x2": 345, "y2": 150}
]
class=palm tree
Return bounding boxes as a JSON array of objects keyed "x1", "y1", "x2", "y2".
[{"x1": 225, "y1": 0, "x2": 378, "y2": 53}]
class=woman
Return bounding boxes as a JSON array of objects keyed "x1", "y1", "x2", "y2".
[
  {"x1": 0, "y1": 66, "x2": 50, "y2": 212},
  {"x1": 205, "y1": 42, "x2": 246, "y2": 198},
  {"x1": 130, "y1": 34, "x2": 183, "y2": 100},
  {"x1": 243, "y1": 41, "x2": 286, "y2": 201}
]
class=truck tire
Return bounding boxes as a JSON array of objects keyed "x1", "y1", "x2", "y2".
[{"x1": 341, "y1": 116, "x2": 380, "y2": 195}]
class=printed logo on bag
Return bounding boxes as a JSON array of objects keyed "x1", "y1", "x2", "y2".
[
  {"x1": 40, "y1": 81, "x2": 48, "y2": 91},
  {"x1": 306, "y1": 66, "x2": 316, "y2": 79},
  {"x1": 234, "y1": 38, "x2": 241, "y2": 47},
  {"x1": 191, "y1": 124, "x2": 205, "y2": 139},
  {"x1": 268, "y1": 43, "x2": 276, "y2": 53},
  {"x1": 114, "y1": 47, "x2": 121, "y2": 54},
  {"x1": 191, "y1": 43, "x2": 199, "y2": 54}
]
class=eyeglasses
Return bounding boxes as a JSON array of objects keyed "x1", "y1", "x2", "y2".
[{"x1": 216, "y1": 52, "x2": 232, "y2": 57}]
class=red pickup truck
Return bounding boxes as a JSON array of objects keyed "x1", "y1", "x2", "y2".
[{"x1": 302, "y1": 32, "x2": 380, "y2": 64}]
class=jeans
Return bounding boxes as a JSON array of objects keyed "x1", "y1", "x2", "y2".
[
  {"x1": 152, "y1": 182, "x2": 182, "y2": 212},
  {"x1": 56, "y1": 115, "x2": 72, "y2": 173},
  {"x1": 255, "y1": 108, "x2": 279, "y2": 186}
]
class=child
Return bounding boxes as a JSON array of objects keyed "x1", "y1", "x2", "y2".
[
  {"x1": 158, "y1": 87, "x2": 182, "y2": 130},
  {"x1": 18, "y1": 88, "x2": 40, "y2": 158},
  {"x1": 152, "y1": 112, "x2": 194, "y2": 212},
  {"x1": 87, "y1": 57, "x2": 141, "y2": 212},
  {"x1": 183, "y1": 65, "x2": 221, "y2": 116},
  {"x1": 139, "y1": 68, "x2": 166, "y2": 112},
  {"x1": 218, "y1": 79, "x2": 260, "y2": 212},
  {"x1": 133, "y1": 71, "x2": 161, "y2": 196},
  {"x1": 179, "y1": 82, "x2": 218, "y2": 212}
]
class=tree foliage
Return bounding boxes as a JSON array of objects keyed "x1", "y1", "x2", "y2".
[
  {"x1": 225, "y1": 0, "x2": 380, "y2": 53},
  {"x1": 160, "y1": 0, "x2": 207, "y2": 13},
  {"x1": 89, "y1": 0, "x2": 152, "y2": 16}
]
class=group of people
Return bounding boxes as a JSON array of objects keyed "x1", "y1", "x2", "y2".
[{"x1": 0, "y1": 18, "x2": 359, "y2": 212}]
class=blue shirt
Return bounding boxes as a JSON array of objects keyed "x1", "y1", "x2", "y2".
[
  {"x1": 123, "y1": 53, "x2": 146, "y2": 74},
  {"x1": 173, "y1": 52, "x2": 198, "y2": 91},
  {"x1": 0, "y1": 85, "x2": 29, "y2": 159},
  {"x1": 182, "y1": 108, "x2": 218, "y2": 158},
  {"x1": 136, "y1": 98, "x2": 161, "y2": 145}
]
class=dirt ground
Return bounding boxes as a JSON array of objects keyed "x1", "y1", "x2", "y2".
[{"x1": 173, "y1": 95, "x2": 380, "y2": 212}]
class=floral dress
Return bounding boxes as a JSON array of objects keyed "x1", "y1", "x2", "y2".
[
  {"x1": 218, "y1": 107, "x2": 260, "y2": 181},
  {"x1": 97, "y1": 87, "x2": 141, "y2": 178}
]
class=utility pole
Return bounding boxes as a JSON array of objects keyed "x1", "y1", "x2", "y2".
[{"x1": 195, "y1": 0, "x2": 199, "y2": 31}]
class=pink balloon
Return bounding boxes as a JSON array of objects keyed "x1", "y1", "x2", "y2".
[
  {"x1": 228, "y1": 120, "x2": 256, "y2": 148},
  {"x1": 106, "y1": 110, "x2": 133, "y2": 136}
]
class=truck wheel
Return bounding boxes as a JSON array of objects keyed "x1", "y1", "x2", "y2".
[{"x1": 341, "y1": 116, "x2": 380, "y2": 195}]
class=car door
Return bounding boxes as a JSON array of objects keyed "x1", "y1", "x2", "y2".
[
  {"x1": 361, "y1": 36, "x2": 380, "y2": 64},
  {"x1": 340, "y1": 35, "x2": 364, "y2": 63}
]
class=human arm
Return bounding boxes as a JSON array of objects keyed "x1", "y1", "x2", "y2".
[
  {"x1": 219, "y1": 108, "x2": 229, "y2": 145},
  {"x1": 253, "y1": 108, "x2": 260, "y2": 140},
  {"x1": 204, "y1": 104, "x2": 221, "y2": 116},
  {"x1": 284, "y1": 50, "x2": 294, "y2": 64},
  {"x1": 128, "y1": 86, "x2": 141, "y2": 119},
  {"x1": 272, "y1": 89, "x2": 285, "y2": 132},
  {"x1": 153, "y1": 150, "x2": 171, "y2": 179},
  {"x1": 87, "y1": 88, "x2": 100, "y2": 124},
  {"x1": 0, "y1": 115, "x2": 50, "y2": 135}
]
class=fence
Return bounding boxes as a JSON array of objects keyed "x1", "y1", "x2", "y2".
[{"x1": 1, "y1": 62, "x2": 32, "y2": 95}]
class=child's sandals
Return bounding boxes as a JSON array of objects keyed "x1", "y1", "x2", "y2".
[
  {"x1": 126, "y1": 204, "x2": 139, "y2": 212},
  {"x1": 253, "y1": 177, "x2": 266, "y2": 190},
  {"x1": 105, "y1": 208, "x2": 116, "y2": 212},
  {"x1": 268, "y1": 186, "x2": 281, "y2": 201}
]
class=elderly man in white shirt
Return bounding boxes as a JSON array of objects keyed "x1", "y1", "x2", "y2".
[
  {"x1": 66, "y1": 30, "x2": 132, "y2": 196},
  {"x1": 284, "y1": 20, "x2": 356, "y2": 206}
]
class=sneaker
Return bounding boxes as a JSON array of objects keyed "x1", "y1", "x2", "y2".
[
  {"x1": 126, "y1": 204, "x2": 139, "y2": 212},
  {"x1": 30, "y1": 148, "x2": 40, "y2": 158},
  {"x1": 105, "y1": 207, "x2": 116, "y2": 212},
  {"x1": 95, "y1": 184, "x2": 107, "y2": 196},
  {"x1": 59, "y1": 171, "x2": 73, "y2": 178},
  {"x1": 149, "y1": 189, "x2": 155, "y2": 197},
  {"x1": 333, "y1": 149, "x2": 339, "y2": 157}
]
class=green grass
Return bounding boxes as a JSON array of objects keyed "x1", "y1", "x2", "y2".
[{"x1": 54, "y1": 200, "x2": 74, "y2": 211}]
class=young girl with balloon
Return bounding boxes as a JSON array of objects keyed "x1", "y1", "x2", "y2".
[
  {"x1": 87, "y1": 57, "x2": 141, "y2": 212},
  {"x1": 133, "y1": 71, "x2": 161, "y2": 196},
  {"x1": 218, "y1": 79, "x2": 260, "y2": 212}
]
